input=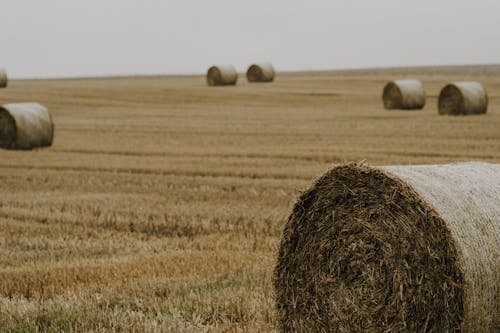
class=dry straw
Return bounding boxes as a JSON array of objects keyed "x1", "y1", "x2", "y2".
[
  {"x1": 438, "y1": 82, "x2": 488, "y2": 115},
  {"x1": 382, "y1": 79, "x2": 425, "y2": 110},
  {"x1": 0, "y1": 69, "x2": 7, "y2": 88},
  {"x1": 0, "y1": 103, "x2": 54, "y2": 149},
  {"x1": 206, "y1": 65, "x2": 238, "y2": 86},
  {"x1": 275, "y1": 162, "x2": 499, "y2": 332},
  {"x1": 246, "y1": 62, "x2": 275, "y2": 82}
]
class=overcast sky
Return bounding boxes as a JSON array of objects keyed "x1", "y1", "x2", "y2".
[{"x1": 1, "y1": 0, "x2": 499, "y2": 78}]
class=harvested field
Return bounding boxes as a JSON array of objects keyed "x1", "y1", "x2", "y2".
[{"x1": 0, "y1": 65, "x2": 500, "y2": 332}]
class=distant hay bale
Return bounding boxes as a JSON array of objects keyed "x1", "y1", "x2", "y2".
[
  {"x1": 0, "y1": 69, "x2": 7, "y2": 88},
  {"x1": 246, "y1": 62, "x2": 275, "y2": 82},
  {"x1": 206, "y1": 65, "x2": 238, "y2": 86},
  {"x1": 0, "y1": 103, "x2": 54, "y2": 150},
  {"x1": 382, "y1": 79, "x2": 425, "y2": 110},
  {"x1": 275, "y1": 162, "x2": 499, "y2": 332},
  {"x1": 438, "y1": 82, "x2": 488, "y2": 115}
]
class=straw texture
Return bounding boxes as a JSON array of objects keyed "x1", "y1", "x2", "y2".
[
  {"x1": 275, "y1": 162, "x2": 499, "y2": 332},
  {"x1": 246, "y1": 62, "x2": 275, "y2": 82},
  {"x1": 382, "y1": 79, "x2": 425, "y2": 110},
  {"x1": 438, "y1": 82, "x2": 488, "y2": 115},
  {"x1": 0, "y1": 69, "x2": 7, "y2": 88},
  {"x1": 0, "y1": 103, "x2": 54, "y2": 150},
  {"x1": 206, "y1": 65, "x2": 238, "y2": 86}
]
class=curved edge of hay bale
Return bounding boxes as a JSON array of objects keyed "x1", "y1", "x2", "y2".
[
  {"x1": 274, "y1": 162, "x2": 499, "y2": 332},
  {"x1": 382, "y1": 79, "x2": 425, "y2": 110},
  {"x1": 438, "y1": 81, "x2": 488, "y2": 115},
  {"x1": 0, "y1": 103, "x2": 54, "y2": 150},
  {"x1": 206, "y1": 65, "x2": 238, "y2": 86},
  {"x1": 0, "y1": 69, "x2": 8, "y2": 88},
  {"x1": 246, "y1": 62, "x2": 275, "y2": 82}
]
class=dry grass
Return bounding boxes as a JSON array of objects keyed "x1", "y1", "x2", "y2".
[{"x1": 0, "y1": 66, "x2": 500, "y2": 332}]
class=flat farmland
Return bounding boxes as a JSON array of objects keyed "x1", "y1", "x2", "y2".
[{"x1": 1, "y1": 66, "x2": 499, "y2": 332}]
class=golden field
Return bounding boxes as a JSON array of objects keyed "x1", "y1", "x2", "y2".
[{"x1": 0, "y1": 66, "x2": 499, "y2": 332}]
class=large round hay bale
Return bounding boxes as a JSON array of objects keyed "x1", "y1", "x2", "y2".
[
  {"x1": 0, "y1": 103, "x2": 54, "y2": 150},
  {"x1": 438, "y1": 82, "x2": 488, "y2": 115},
  {"x1": 0, "y1": 69, "x2": 7, "y2": 88},
  {"x1": 275, "y1": 162, "x2": 499, "y2": 332},
  {"x1": 246, "y1": 62, "x2": 275, "y2": 82},
  {"x1": 382, "y1": 79, "x2": 425, "y2": 110},
  {"x1": 206, "y1": 65, "x2": 238, "y2": 86}
]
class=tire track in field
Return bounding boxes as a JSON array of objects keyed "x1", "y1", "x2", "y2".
[
  {"x1": 50, "y1": 148, "x2": 499, "y2": 162},
  {"x1": 0, "y1": 163, "x2": 313, "y2": 181},
  {"x1": 50, "y1": 148, "x2": 342, "y2": 163}
]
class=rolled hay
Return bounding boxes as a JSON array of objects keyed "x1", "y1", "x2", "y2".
[
  {"x1": 206, "y1": 65, "x2": 238, "y2": 86},
  {"x1": 0, "y1": 68, "x2": 7, "y2": 88},
  {"x1": 275, "y1": 162, "x2": 499, "y2": 332},
  {"x1": 382, "y1": 79, "x2": 425, "y2": 110},
  {"x1": 246, "y1": 62, "x2": 275, "y2": 82},
  {"x1": 438, "y1": 82, "x2": 488, "y2": 115},
  {"x1": 0, "y1": 103, "x2": 54, "y2": 150}
]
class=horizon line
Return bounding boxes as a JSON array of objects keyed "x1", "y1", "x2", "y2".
[{"x1": 8, "y1": 63, "x2": 500, "y2": 81}]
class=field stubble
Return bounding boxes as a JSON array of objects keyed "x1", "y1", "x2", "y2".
[{"x1": 1, "y1": 66, "x2": 500, "y2": 332}]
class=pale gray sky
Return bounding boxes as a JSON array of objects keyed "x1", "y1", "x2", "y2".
[{"x1": 1, "y1": 0, "x2": 499, "y2": 78}]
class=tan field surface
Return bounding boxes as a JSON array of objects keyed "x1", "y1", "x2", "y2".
[{"x1": 1, "y1": 65, "x2": 499, "y2": 332}]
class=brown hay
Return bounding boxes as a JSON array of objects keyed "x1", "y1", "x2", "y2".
[
  {"x1": 206, "y1": 65, "x2": 238, "y2": 86},
  {"x1": 246, "y1": 62, "x2": 275, "y2": 82},
  {"x1": 0, "y1": 103, "x2": 54, "y2": 150},
  {"x1": 0, "y1": 69, "x2": 7, "y2": 88},
  {"x1": 382, "y1": 79, "x2": 425, "y2": 110},
  {"x1": 438, "y1": 82, "x2": 488, "y2": 115},
  {"x1": 274, "y1": 162, "x2": 499, "y2": 332}
]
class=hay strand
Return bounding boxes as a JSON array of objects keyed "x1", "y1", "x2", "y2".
[
  {"x1": 382, "y1": 79, "x2": 425, "y2": 110},
  {"x1": 206, "y1": 65, "x2": 238, "y2": 86},
  {"x1": 275, "y1": 162, "x2": 499, "y2": 332},
  {"x1": 0, "y1": 103, "x2": 54, "y2": 150},
  {"x1": 246, "y1": 62, "x2": 275, "y2": 82},
  {"x1": 438, "y1": 82, "x2": 488, "y2": 115}
]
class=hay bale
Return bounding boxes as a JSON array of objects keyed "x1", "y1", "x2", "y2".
[
  {"x1": 0, "y1": 69, "x2": 7, "y2": 88},
  {"x1": 206, "y1": 65, "x2": 238, "y2": 86},
  {"x1": 382, "y1": 79, "x2": 425, "y2": 110},
  {"x1": 0, "y1": 103, "x2": 54, "y2": 150},
  {"x1": 275, "y1": 162, "x2": 499, "y2": 332},
  {"x1": 438, "y1": 82, "x2": 488, "y2": 115},
  {"x1": 246, "y1": 62, "x2": 275, "y2": 82}
]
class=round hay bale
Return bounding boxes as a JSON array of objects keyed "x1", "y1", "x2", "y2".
[
  {"x1": 382, "y1": 79, "x2": 425, "y2": 110},
  {"x1": 438, "y1": 82, "x2": 488, "y2": 115},
  {"x1": 0, "y1": 103, "x2": 54, "y2": 150},
  {"x1": 275, "y1": 162, "x2": 499, "y2": 332},
  {"x1": 246, "y1": 62, "x2": 275, "y2": 82},
  {"x1": 0, "y1": 69, "x2": 7, "y2": 88},
  {"x1": 206, "y1": 65, "x2": 238, "y2": 86}
]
